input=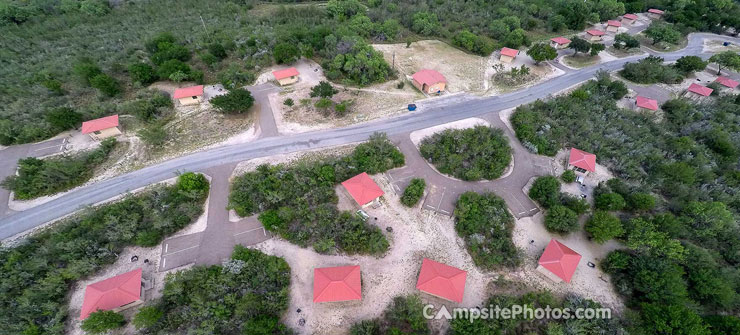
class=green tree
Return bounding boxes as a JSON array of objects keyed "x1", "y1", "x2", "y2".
[
  {"x1": 156, "y1": 59, "x2": 191, "y2": 80},
  {"x1": 544, "y1": 205, "x2": 579, "y2": 234},
  {"x1": 634, "y1": 303, "x2": 710, "y2": 335},
  {"x1": 401, "y1": 178, "x2": 426, "y2": 207},
  {"x1": 589, "y1": 43, "x2": 605, "y2": 56},
  {"x1": 310, "y1": 81, "x2": 338, "y2": 98},
  {"x1": 627, "y1": 193, "x2": 655, "y2": 211},
  {"x1": 529, "y1": 176, "x2": 561, "y2": 208},
  {"x1": 273, "y1": 42, "x2": 300, "y2": 64},
  {"x1": 708, "y1": 51, "x2": 740, "y2": 75},
  {"x1": 128, "y1": 63, "x2": 157, "y2": 85},
  {"x1": 138, "y1": 122, "x2": 168, "y2": 146},
  {"x1": 80, "y1": 310, "x2": 125, "y2": 334},
  {"x1": 90, "y1": 74, "x2": 120, "y2": 96},
  {"x1": 73, "y1": 59, "x2": 102, "y2": 85},
  {"x1": 614, "y1": 33, "x2": 639, "y2": 49},
  {"x1": 210, "y1": 88, "x2": 255, "y2": 114},
  {"x1": 644, "y1": 22, "x2": 681, "y2": 45},
  {"x1": 526, "y1": 43, "x2": 557, "y2": 65},
  {"x1": 569, "y1": 36, "x2": 591, "y2": 55},
  {"x1": 325, "y1": 0, "x2": 363, "y2": 19},
  {"x1": 625, "y1": 218, "x2": 685, "y2": 261},
  {"x1": 176, "y1": 172, "x2": 209, "y2": 194},
  {"x1": 585, "y1": 211, "x2": 623, "y2": 243},
  {"x1": 207, "y1": 42, "x2": 227, "y2": 59},
  {"x1": 561, "y1": 170, "x2": 576, "y2": 183},
  {"x1": 595, "y1": 192, "x2": 626, "y2": 211},
  {"x1": 45, "y1": 107, "x2": 82, "y2": 131},
  {"x1": 674, "y1": 56, "x2": 708, "y2": 74},
  {"x1": 132, "y1": 306, "x2": 163, "y2": 329},
  {"x1": 411, "y1": 11, "x2": 439, "y2": 35}
]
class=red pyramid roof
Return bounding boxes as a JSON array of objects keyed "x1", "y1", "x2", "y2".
[
  {"x1": 538, "y1": 239, "x2": 581, "y2": 283},
  {"x1": 341, "y1": 172, "x2": 384, "y2": 206},
  {"x1": 688, "y1": 83, "x2": 713, "y2": 96},
  {"x1": 586, "y1": 29, "x2": 605, "y2": 36},
  {"x1": 412, "y1": 69, "x2": 447, "y2": 85},
  {"x1": 500, "y1": 47, "x2": 519, "y2": 57},
  {"x1": 623, "y1": 13, "x2": 638, "y2": 20},
  {"x1": 81, "y1": 115, "x2": 119, "y2": 134},
  {"x1": 550, "y1": 37, "x2": 571, "y2": 45},
  {"x1": 416, "y1": 258, "x2": 467, "y2": 303},
  {"x1": 272, "y1": 67, "x2": 299, "y2": 80},
  {"x1": 636, "y1": 96, "x2": 659, "y2": 111},
  {"x1": 313, "y1": 265, "x2": 362, "y2": 302},
  {"x1": 715, "y1": 76, "x2": 739, "y2": 89},
  {"x1": 80, "y1": 268, "x2": 142, "y2": 319},
  {"x1": 173, "y1": 85, "x2": 204, "y2": 99},
  {"x1": 568, "y1": 148, "x2": 596, "y2": 172}
]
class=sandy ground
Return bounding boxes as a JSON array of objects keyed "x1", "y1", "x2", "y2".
[
  {"x1": 657, "y1": 69, "x2": 721, "y2": 96},
  {"x1": 253, "y1": 174, "x2": 496, "y2": 335},
  {"x1": 703, "y1": 39, "x2": 740, "y2": 53},
  {"x1": 409, "y1": 117, "x2": 490, "y2": 146},
  {"x1": 266, "y1": 58, "x2": 422, "y2": 134},
  {"x1": 487, "y1": 51, "x2": 564, "y2": 94},
  {"x1": 373, "y1": 40, "x2": 488, "y2": 93}
]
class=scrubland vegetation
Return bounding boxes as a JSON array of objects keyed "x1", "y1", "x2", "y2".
[
  {"x1": 0, "y1": 172, "x2": 209, "y2": 335},
  {"x1": 350, "y1": 295, "x2": 430, "y2": 335}
]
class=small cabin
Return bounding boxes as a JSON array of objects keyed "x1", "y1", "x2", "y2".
[
  {"x1": 635, "y1": 96, "x2": 658, "y2": 112},
  {"x1": 411, "y1": 69, "x2": 447, "y2": 94},
  {"x1": 81, "y1": 115, "x2": 121, "y2": 141},
  {"x1": 585, "y1": 29, "x2": 605, "y2": 42},
  {"x1": 499, "y1": 47, "x2": 519, "y2": 63},
  {"x1": 606, "y1": 20, "x2": 621, "y2": 33},
  {"x1": 550, "y1": 37, "x2": 571, "y2": 49},
  {"x1": 272, "y1": 67, "x2": 300, "y2": 86},
  {"x1": 173, "y1": 85, "x2": 204, "y2": 106},
  {"x1": 685, "y1": 83, "x2": 713, "y2": 99},
  {"x1": 622, "y1": 13, "x2": 638, "y2": 25},
  {"x1": 648, "y1": 8, "x2": 664, "y2": 19}
]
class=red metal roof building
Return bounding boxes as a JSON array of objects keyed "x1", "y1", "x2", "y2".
[
  {"x1": 500, "y1": 47, "x2": 519, "y2": 58},
  {"x1": 568, "y1": 148, "x2": 596, "y2": 173},
  {"x1": 687, "y1": 83, "x2": 713, "y2": 97},
  {"x1": 412, "y1": 69, "x2": 447, "y2": 94},
  {"x1": 607, "y1": 20, "x2": 622, "y2": 27},
  {"x1": 538, "y1": 239, "x2": 582, "y2": 283},
  {"x1": 648, "y1": 8, "x2": 664, "y2": 15},
  {"x1": 81, "y1": 115, "x2": 119, "y2": 135},
  {"x1": 272, "y1": 67, "x2": 300, "y2": 80},
  {"x1": 80, "y1": 268, "x2": 143, "y2": 319},
  {"x1": 341, "y1": 172, "x2": 384, "y2": 206},
  {"x1": 416, "y1": 258, "x2": 467, "y2": 303},
  {"x1": 715, "y1": 76, "x2": 739, "y2": 89},
  {"x1": 636, "y1": 96, "x2": 659, "y2": 111},
  {"x1": 313, "y1": 265, "x2": 362, "y2": 303},
  {"x1": 586, "y1": 29, "x2": 605, "y2": 36},
  {"x1": 173, "y1": 85, "x2": 204, "y2": 99},
  {"x1": 623, "y1": 13, "x2": 638, "y2": 20},
  {"x1": 550, "y1": 37, "x2": 571, "y2": 45}
]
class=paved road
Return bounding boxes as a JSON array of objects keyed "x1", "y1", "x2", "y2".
[
  {"x1": 0, "y1": 33, "x2": 738, "y2": 240},
  {"x1": 0, "y1": 138, "x2": 67, "y2": 216},
  {"x1": 248, "y1": 83, "x2": 281, "y2": 138}
]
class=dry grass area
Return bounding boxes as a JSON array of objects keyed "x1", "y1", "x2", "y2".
[
  {"x1": 267, "y1": 58, "x2": 422, "y2": 134},
  {"x1": 606, "y1": 46, "x2": 645, "y2": 58},
  {"x1": 636, "y1": 33, "x2": 688, "y2": 53},
  {"x1": 487, "y1": 50, "x2": 563, "y2": 94},
  {"x1": 373, "y1": 40, "x2": 488, "y2": 93},
  {"x1": 703, "y1": 39, "x2": 740, "y2": 53}
]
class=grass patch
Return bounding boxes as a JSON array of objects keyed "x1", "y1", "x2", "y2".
[
  {"x1": 454, "y1": 192, "x2": 521, "y2": 270},
  {"x1": 419, "y1": 126, "x2": 511, "y2": 181},
  {"x1": 228, "y1": 133, "x2": 404, "y2": 256},
  {"x1": 2, "y1": 138, "x2": 117, "y2": 200},
  {"x1": 562, "y1": 54, "x2": 600, "y2": 68},
  {"x1": 606, "y1": 46, "x2": 643, "y2": 58},
  {"x1": 636, "y1": 33, "x2": 688, "y2": 53},
  {"x1": 0, "y1": 173, "x2": 209, "y2": 335}
]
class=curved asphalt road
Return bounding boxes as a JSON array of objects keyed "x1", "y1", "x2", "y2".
[{"x1": 0, "y1": 33, "x2": 737, "y2": 239}]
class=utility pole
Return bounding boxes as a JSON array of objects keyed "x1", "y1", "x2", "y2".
[
  {"x1": 200, "y1": 15, "x2": 209, "y2": 39},
  {"x1": 392, "y1": 51, "x2": 395, "y2": 69}
]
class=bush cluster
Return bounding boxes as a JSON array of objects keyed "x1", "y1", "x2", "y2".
[
  {"x1": 401, "y1": 178, "x2": 426, "y2": 207},
  {"x1": 350, "y1": 295, "x2": 430, "y2": 335}
]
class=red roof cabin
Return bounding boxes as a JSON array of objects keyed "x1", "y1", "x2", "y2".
[
  {"x1": 499, "y1": 47, "x2": 519, "y2": 63},
  {"x1": 568, "y1": 148, "x2": 596, "y2": 174},
  {"x1": 313, "y1": 265, "x2": 362, "y2": 303},
  {"x1": 537, "y1": 239, "x2": 582, "y2": 283},
  {"x1": 635, "y1": 96, "x2": 659, "y2": 112},
  {"x1": 416, "y1": 258, "x2": 467, "y2": 303},
  {"x1": 80, "y1": 268, "x2": 143, "y2": 319},
  {"x1": 648, "y1": 8, "x2": 664, "y2": 19},
  {"x1": 412, "y1": 69, "x2": 447, "y2": 94},
  {"x1": 173, "y1": 85, "x2": 204, "y2": 106},
  {"x1": 606, "y1": 20, "x2": 622, "y2": 32},
  {"x1": 81, "y1": 115, "x2": 121, "y2": 141},
  {"x1": 686, "y1": 83, "x2": 713, "y2": 98},
  {"x1": 550, "y1": 37, "x2": 572, "y2": 49},
  {"x1": 341, "y1": 172, "x2": 384, "y2": 207},
  {"x1": 272, "y1": 67, "x2": 299, "y2": 86},
  {"x1": 622, "y1": 13, "x2": 638, "y2": 24},
  {"x1": 715, "y1": 76, "x2": 739, "y2": 89},
  {"x1": 585, "y1": 29, "x2": 605, "y2": 42}
]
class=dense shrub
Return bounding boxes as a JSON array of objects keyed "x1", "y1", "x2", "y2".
[
  {"x1": 310, "y1": 81, "x2": 338, "y2": 98},
  {"x1": 595, "y1": 192, "x2": 626, "y2": 211},
  {"x1": 585, "y1": 211, "x2": 623, "y2": 243},
  {"x1": 210, "y1": 88, "x2": 255, "y2": 114},
  {"x1": 128, "y1": 63, "x2": 157, "y2": 85},
  {"x1": 144, "y1": 246, "x2": 292, "y2": 334},
  {"x1": 620, "y1": 56, "x2": 683, "y2": 84},
  {"x1": 528, "y1": 176, "x2": 561, "y2": 208},
  {"x1": 627, "y1": 193, "x2": 656, "y2": 212},
  {"x1": 0, "y1": 173, "x2": 207, "y2": 334},
  {"x1": 452, "y1": 30, "x2": 495, "y2": 56},
  {"x1": 81, "y1": 310, "x2": 125, "y2": 334},
  {"x1": 229, "y1": 133, "x2": 403, "y2": 255},
  {"x1": 2, "y1": 138, "x2": 117, "y2": 199},
  {"x1": 561, "y1": 169, "x2": 576, "y2": 183},
  {"x1": 401, "y1": 178, "x2": 426, "y2": 207},
  {"x1": 45, "y1": 107, "x2": 82, "y2": 131},
  {"x1": 544, "y1": 205, "x2": 579, "y2": 234},
  {"x1": 132, "y1": 306, "x2": 163, "y2": 330},
  {"x1": 350, "y1": 295, "x2": 429, "y2": 335},
  {"x1": 454, "y1": 192, "x2": 520, "y2": 269},
  {"x1": 419, "y1": 126, "x2": 512, "y2": 181}
]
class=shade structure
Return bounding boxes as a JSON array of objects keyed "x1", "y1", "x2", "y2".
[
  {"x1": 538, "y1": 239, "x2": 581, "y2": 283},
  {"x1": 500, "y1": 47, "x2": 519, "y2": 58},
  {"x1": 607, "y1": 20, "x2": 622, "y2": 27},
  {"x1": 568, "y1": 148, "x2": 596, "y2": 172},
  {"x1": 81, "y1": 115, "x2": 119, "y2": 134},
  {"x1": 341, "y1": 172, "x2": 384, "y2": 206},
  {"x1": 412, "y1": 69, "x2": 447, "y2": 86},
  {"x1": 648, "y1": 8, "x2": 664, "y2": 14},
  {"x1": 688, "y1": 83, "x2": 713, "y2": 96},
  {"x1": 416, "y1": 258, "x2": 467, "y2": 303},
  {"x1": 272, "y1": 67, "x2": 299, "y2": 80},
  {"x1": 636, "y1": 96, "x2": 658, "y2": 111},
  {"x1": 173, "y1": 85, "x2": 204, "y2": 99},
  {"x1": 80, "y1": 268, "x2": 142, "y2": 319},
  {"x1": 550, "y1": 37, "x2": 571, "y2": 45},
  {"x1": 715, "y1": 76, "x2": 739, "y2": 89},
  {"x1": 623, "y1": 13, "x2": 638, "y2": 20},
  {"x1": 313, "y1": 265, "x2": 362, "y2": 303},
  {"x1": 586, "y1": 29, "x2": 605, "y2": 36}
]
